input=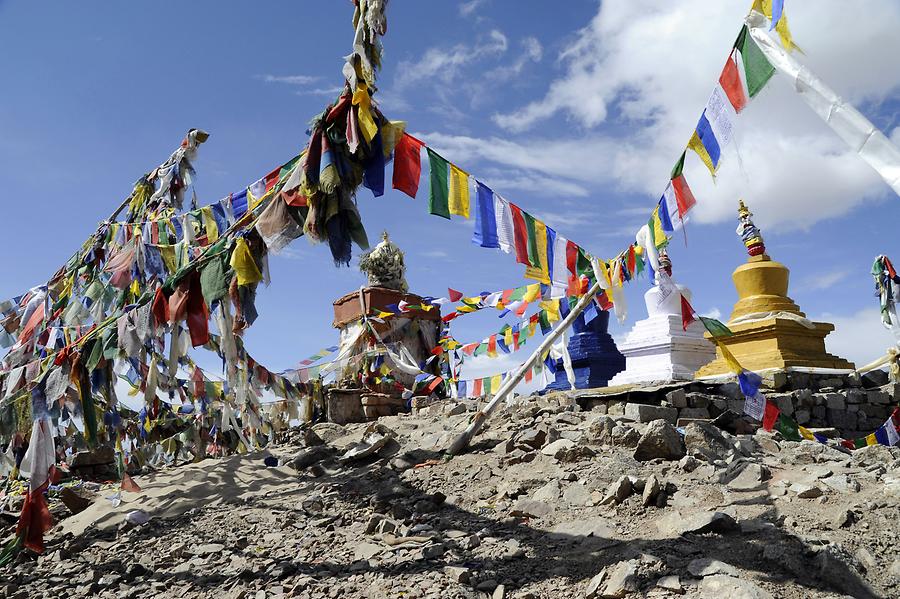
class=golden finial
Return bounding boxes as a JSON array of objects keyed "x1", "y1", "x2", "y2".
[{"x1": 738, "y1": 199, "x2": 752, "y2": 219}]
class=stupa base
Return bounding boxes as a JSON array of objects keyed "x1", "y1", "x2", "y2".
[
  {"x1": 695, "y1": 317, "x2": 855, "y2": 378},
  {"x1": 609, "y1": 316, "x2": 716, "y2": 386}
]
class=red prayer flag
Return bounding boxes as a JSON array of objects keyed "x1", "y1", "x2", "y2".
[
  {"x1": 525, "y1": 369, "x2": 533, "y2": 383},
  {"x1": 17, "y1": 481, "x2": 52, "y2": 554},
  {"x1": 448, "y1": 288, "x2": 463, "y2": 302},
  {"x1": 473, "y1": 378, "x2": 483, "y2": 396},
  {"x1": 265, "y1": 166, "x2": 281, "y2": 192},
  {"x1": 719, "y1": 54, "x2": 748, "y2": 113},
  {"x1": 392, "y1": 134, "x2": 424, "y2": 199},
  {"x1": 627, "y1": 245, "x2": 636, "y2": 276},
  {"x1": 566, "y1": 241, "x2": 579, "y2": 277},
  {"x1": 762, "y1": 401, "x2": 780, "y2": 432},
  {"x1": 680, "y1": 294, "x2": 696, "y2": 331},
  {"x1": 671, "y1": 174, "x2": 697, "y2": 217},
  {"x1": 509, "y1": 204, "x2": 530, "y2": 266}
]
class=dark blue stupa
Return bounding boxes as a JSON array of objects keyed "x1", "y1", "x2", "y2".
[{"x1": 544, "y1": 309, "x2": 625, "y2": 391}]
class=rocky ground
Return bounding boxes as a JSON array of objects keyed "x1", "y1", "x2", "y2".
[{"x1": 3, "y1": 392, "x2": 900, "y2": 599}]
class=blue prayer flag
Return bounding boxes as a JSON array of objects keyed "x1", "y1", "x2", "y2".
[
  {"x1": 696, "y1": 111, "x2": 721, "y2": 169},
  {"x1": 472, "y1": 181, "x2": 499, "y2": 249}
]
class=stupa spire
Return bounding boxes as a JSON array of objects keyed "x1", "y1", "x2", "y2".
[{"x1": 736, "y1": 199, "x2": 766, "y2": 257}]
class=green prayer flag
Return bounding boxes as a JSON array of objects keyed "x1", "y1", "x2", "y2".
[
  {"x1": 774, "y1": 414, "x2": 802, "y2": 442},
  {"x1": 736, "y1": 25, "x2": 775, "y2": 98},
  {"x1": 426, "y1": 148, "x2": 450, "y2": 219},
  {"x1": 508, "y1": 286, "x2": 527, "y2": 302},
  {"x1": 576, "y1": 248, "x2": 593, "y2": 280},
  {"x1": 523, "y1": 212, "x2": 540, "y2": 268},
  {"x1": 200, "y1": 253, "x2": 230, "y2": 305},
  {"x1": 699, "y1": 317, "x2": 734, "y2": 338},
  {"x1": 671, "y1": 151, "x2": 686, "y2": 180},
  {"x1": 853, "y1": 437, "x2": 867, "y2": 449}
]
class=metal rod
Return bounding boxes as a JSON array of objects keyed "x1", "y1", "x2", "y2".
[{"x1": 446, "y1": 280, "x2": 603, "y2": 455}]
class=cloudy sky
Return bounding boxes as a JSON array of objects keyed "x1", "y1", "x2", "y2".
[{"x1": 1, "y1": 1, "x2": 899, "y2": 388}]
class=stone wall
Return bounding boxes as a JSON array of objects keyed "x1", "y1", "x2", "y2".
[{"x1": 566, "y1": 371, "x2": 897, "y2": 439}]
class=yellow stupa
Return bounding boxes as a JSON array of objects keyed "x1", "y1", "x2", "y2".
[{"x1": 695, "y1": 200, "x2": 854, "y2": 377}]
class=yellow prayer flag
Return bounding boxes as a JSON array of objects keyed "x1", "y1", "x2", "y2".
[
  {"x1": 798, "y1": 426, "x2": 816, "y2": 441},
  {"x1": 523, "y1": 284, "x2": 541, "y2": 302},
  {"x1": 448, "y1": 164, "x2": 470, "y2": 219},
  {"x1": 650, "y1": 207, "x2": 667, "y2": 249},
  {"x1": 866, "y1": 433, "x2": 878, "y2": 446},
  {"x1": 719, "y1": 344, "x2": 744, "y2": 374},
  {"x1": 490, "y1": 374, "x2": 502, "y2": 392},
  {"x1": 540, "y1": 300, "x2": 560, "y2": 323},
  {"x1": 775, "y1": 12, "x2": 801, "y2": 53},
  {"x1": 160, "y1": 246, "x2": 176, "y2": 275},
  {"x1": 503, "y1": 327, "x2": 514, "y2": 347},
  {"x1": 201, "y1": 207, "x2": 219, "y2": 243},
  {"x1": 524, "y1": 220, "x2": 550, "y2": 284},
  {"x1": 230, "y1": 238, "x2": 262, "y2": 286},
  {"x1": 688, "y1": 132, "x2": 717, "y2": 178},
  {"x1": 352, "y1": 83, "x2": 378, "y2": 143}
]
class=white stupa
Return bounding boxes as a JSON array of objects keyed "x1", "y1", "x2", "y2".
[{"x1": 609, "y1": 251, "x2": 715, "y2": 386}]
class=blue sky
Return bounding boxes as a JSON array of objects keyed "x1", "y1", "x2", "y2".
[{"x1": 2, "y1": 0, "x2": 900, "y2": 385}]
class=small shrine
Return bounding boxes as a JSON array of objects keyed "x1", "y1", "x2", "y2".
[
  {"x1": 608, "y1": 250, "x2": 716, "y2": 386},
  {"x1": 695, "y1": 201, "x2": 854, "y2": 377},
  {"x1": 544, "y1": 308, "x2": 625, "y2": 391},
  {"x1": 328, "y1": 233, "x2": 442, "y2": 423}
]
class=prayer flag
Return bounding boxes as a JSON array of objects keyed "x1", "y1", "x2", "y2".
[
  {"x1": 472, "y1": 378, "x2": 482, "y2": 396},
  {"x1": 688, "y1": 132, "x2": 716, "y2": 178},
  {"x1": 472, "y1": 182, "x2": 499, "y2": 248},
  {"x1": 457, "y1": 380, "x2": 467, "y2": 398},
  {"x1": 393, "y1": 134, "x2": 423, "y2": 199},
  {"x1": 525, "y1": 219, "x2": 551, "y2": 284},
  {"x1": 509, "y1": 204, "x2": 530, "y2": 266},
  {"x1": 719, "y1": 343, "x2": 744, "y2": 374},
  {"x1": 448, "y1": 164, "x2": 470, "y2": 218},
  {"x1": 736, "y1": 25, "x2": 775, "y2": 99},
  {"x1": 648, "y1": 207, "x2": 667, "y2": 248},
  {"x1": 853, "y1": 437, "x2": 867, "y2": 449},
  {"x1": 744, "y1": 392, "x2": 765, "y2": 421},
  {"x1": 427, "y1": 148, "x2": 450, "y2": 219},
  {"x1": 798, "y1": 426, "x2": 816, "y2": 441},
  {"x1": 491, "y1": 374, "x2": 502, "y2": 393},
  {"x1": 705, "y1": 86, "x2": 735, "y2": 151},
  {"x1": 550, "y1": 233, "x2": 569, "y2": 296},
  {"x1": 874, "y1": 426, "x2": 890, "y2": 446},
  {"x1": 680, "y1": 294, "x2": 695, "y2": 331},
  {"x1": 494, "y1": 196, "x2": 515, "y2": 254},
  {"x1": 658, "y1": 198, "x2": 674, "y2": 233},
  {"x1": 738, "y1": 370, "x2": 763, "y2": 398},
  {"x1": 695, "y1": 111, "x2": 722, "y2": 172},
  {"x1": 775, "y1": 414, "x2": 802, "y2": 441},
  {"x1": 523, "y1": 212, "x2": 541, "y2": 268},
  {"x1": 719, "y1": 53, "x2": 748, "y2": 113},
  {"x1": 770, "y1": 0, "x2": 784, "y2": 29},
  {"x1": 885, "y1": 416, "x2": 900, "y2": 446},
  {"x1": 762, "y1": 401, "x2": 780, "y2": 431},
  {"x1": 866, "y1": 433, "x2": 878, "y2": 447},
  {"x1": 448, "y1": 288, "x2": 463, "y2": 302},
  {"x1": 700, "y1": 317, "x2": 733, "y2": 338}
]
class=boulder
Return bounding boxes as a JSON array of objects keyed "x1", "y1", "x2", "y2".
[
  {"x1": 624, "y1": 403, "x2": 678, "y2": 425},
  {"x1": 683, "y1": 422, "x2": 734, "y2": 462},
  {"x1": 633, "y1": 420, "x2": 686, "y2": 462},
  {"x1": 510, "y1": 499, "x2": 553, "y2": 519},
  {"x1": 699, "y1": 575, "x2": 772, "y2": 599},
  {"x1": 541, "y1": 438, "x2": 576, "y2": 457},
  {"x1": 656, "y1": 511, "x2": 739, "y2": 536},
  {"x1": 586, "y1": 559, "x2": 640, "y2": 599}
]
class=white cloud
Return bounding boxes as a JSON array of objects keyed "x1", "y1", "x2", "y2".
[
  {"x1": 260, "y1": 74, "x2": 320, "y2": 85},
  {"x1": 295, "y1": 87, "x2": 344, "y2": 97},
  {"x1": 452, "y1": 0, "x2": 900, "y2": 232},
  {"x1": 396, "y1": 30, "x2": 508, "y2": 88},
  {"x1": 459, "y1": 0, "x2": 488, "y2": 17},
  {"x1": 800, "y1": 268, "x2": 850, "y2": 292},
  {"x1": 817, "y1": 307, "x2": 898, "y2": 366},
  {"x1": 487, "y1": 37, "x2": 544, "y2": 82}
]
